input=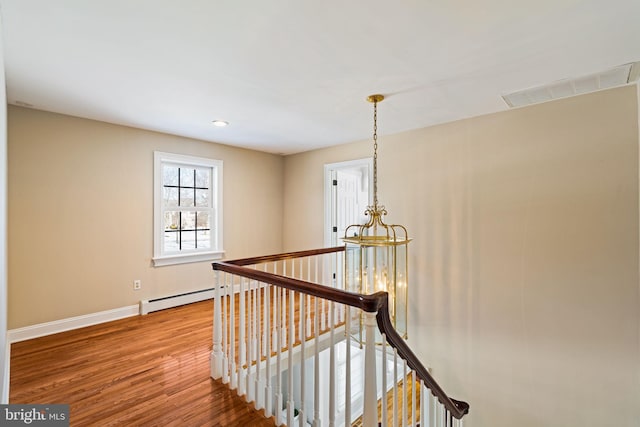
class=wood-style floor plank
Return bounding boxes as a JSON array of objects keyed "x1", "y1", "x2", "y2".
[
  {"x1": 351, "y1": 377, "x2": 422, "y2": 427},
  {"x1": 10, "y1": 300, "x2": 276, "y2": 427}
]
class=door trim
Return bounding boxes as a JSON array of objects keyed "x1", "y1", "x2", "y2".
[{"x1": 323, "y1": 158, "x2": 373, "y2": 247}]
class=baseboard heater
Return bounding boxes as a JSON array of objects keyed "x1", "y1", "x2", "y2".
[{"x1": 140, "y1": 288, "x2": 215, "y2": 315}]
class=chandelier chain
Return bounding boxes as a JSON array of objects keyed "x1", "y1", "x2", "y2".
[{"x1": 373, "y1": 100, "x2": 378, "y2": 207}]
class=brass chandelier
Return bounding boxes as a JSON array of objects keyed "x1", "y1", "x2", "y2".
[{"x1": 343, "y1": 94, "x2": 411, "y2": 341}]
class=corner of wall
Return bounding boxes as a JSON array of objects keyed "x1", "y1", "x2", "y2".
[
  {"x1": 636, "y1": 82, "x2": 640, "y2": 373},
  {"x1": 0, "y1": 7, "x2": 10, "y2": 404}
]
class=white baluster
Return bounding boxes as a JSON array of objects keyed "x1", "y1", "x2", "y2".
[
  {"x1": 246, "y1": 279, "x2": 253, "y2": 402},
  {"x1": 281, "y1": 263, "x2": 287, "y2": 348},
  {"x1": 255, "y1": 280, "x2": 262, "y2": 410},
  {"x1": 329, "y1": 301, "x2": 336, "y2": 427},
  {"x1": 263, "y1": 265, "x2": 268, "y2": 357},
  {"x1": 287, "y1": 289, "x2": 295, "y2": 426},
  {"x1": 230, "y1": 275, "x2": 237, "y2": 390},
  {"x1": 313, "y1": 296, "x2": 321, "y2": 427},
  {"x1": 362, "y1": 311, "x2": 378, "y2": 427},
  {"x1": 275, "y1": 282, "x2": 283, "y2": 426},
  {"x1": 222, "y1": 272, "x2": 229, "y2": 384},
  {"x1": 211, "y1": 271, "x2": 224, "y2": 379},
  {"x1": 264, "y1": 280, "x2": 272, "y2": 418},
  {"x1": 253, "y1": 278, "x2": 258, "y2": 362},
  {"x1": 299, "y1": 289, "x2": 307, "y2": 427},
  {"x1": 431, "y1": 390, "x2": 437, "y2": 427},
  {"x1": 402, "y1": 359, "x2": 408, "y2": 427},
  {"x1": 419, "y1": 380, "x2": 425, "y2": 427},
  {"x1": 297, "y1": 259, "x2": 303, "y2": 343},
  {"x1": 291, "y1": 260, "x2": 296, "y2": 346},
  {"x1": 393, "y1": 348, "x2": 398, "y2": 427},
  {"x1": 411, "y1": 370, "x2": 416, "y2": 427},
  {"x1": 381, "y1": 333, "x2": 388, "y2": 427},
  {"x1": 272, "y1": 280, "x2": 278, "y2": 355},
  {"x1": 306, "y1": 258, "x2": 312, "y2": 338},
  {"x1": 345, "y1": 305, "x2": 351, "y2": 427},
  {"x1": 336, "y1": 256, "x2": 341, "y2": 326},
  {"x1": 320, "y1": 257, "x2": 326, "y2": 332},
  {"x1": 306, "y1": 294, "x2": 312, "y2": 338},
  {"x1": 321, "y1": 299, "x2": 327, "y2": 332},
  {"x1": 238, "y1": 277, "x2": 246, "y2": 396},
  {"x1": 336, "y1": 252, "x2": 344, "y2": 323}
]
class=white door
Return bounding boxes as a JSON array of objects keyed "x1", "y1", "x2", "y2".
[{"x1": 324, "y1": 159, "x2": 373, "y2": 247}]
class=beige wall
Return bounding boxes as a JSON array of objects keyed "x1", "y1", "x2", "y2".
[
  {"x1": 8, "y1": 107, "x2": 284, "y2": 329},
  {"x1": 283, "y1": 86, "x2": 640, "y2": 427}
]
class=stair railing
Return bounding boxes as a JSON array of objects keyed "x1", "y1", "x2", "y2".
[{"x1": 210, "y1": 246, "x2": 469, "y2": 427}]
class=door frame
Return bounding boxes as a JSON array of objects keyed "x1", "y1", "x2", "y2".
[{"x1": 323, "y1": 158, "x2": 373, "y2": 247}]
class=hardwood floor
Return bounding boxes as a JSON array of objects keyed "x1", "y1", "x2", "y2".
[
  {"x1": 10, "y1": 300, "x2": 276, "y2": 427},
  {"x1": 351, "y1": 378, "x2": 421, "y2": 427}
]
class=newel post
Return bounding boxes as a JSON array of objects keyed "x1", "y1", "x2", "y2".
[
  {"x1": 362, "y1": 311, "x2": 378, "y2": 426},
  {"x1": 211, "y1": 270, "x2": 224, "y2": 379}
]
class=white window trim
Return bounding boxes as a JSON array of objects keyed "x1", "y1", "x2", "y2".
[{"x1": 153, "y1": 151, "x2": 224, "y2": 267}]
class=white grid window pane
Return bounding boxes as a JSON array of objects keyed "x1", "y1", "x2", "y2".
[{"x1": 154, "y1": 152, "x2": 223, "y2": 265}]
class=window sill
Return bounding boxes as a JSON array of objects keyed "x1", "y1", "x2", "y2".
[{"x1": 153, "y1": 251, "x2": 225, "y2": 267}]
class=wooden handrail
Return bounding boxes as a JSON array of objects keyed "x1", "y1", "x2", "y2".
[
  {"x1": 213, "y1": 260, "x2": 383, "y2": 314},
  {"x1": 212, "y1": 246, "x2": 469, "y2": 420},
  {"x1": 376, "y1": 296, "x2": 470, "y2": 420},
  {"x1": 223, "y1": 246, "x2": 345, "y2": 267}
]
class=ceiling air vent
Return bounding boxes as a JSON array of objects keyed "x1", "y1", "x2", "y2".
[{"x1": 502, "y1": 62, "x2": 638, "y2": 108}]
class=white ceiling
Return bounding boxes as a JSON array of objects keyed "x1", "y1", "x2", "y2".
[{"x1": 1, "y1": 1, "x2": 639, "y2": 155}]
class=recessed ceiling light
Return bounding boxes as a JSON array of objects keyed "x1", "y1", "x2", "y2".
[{"x1": 212, "y1": 120, "x2": 229, "y2": 127}]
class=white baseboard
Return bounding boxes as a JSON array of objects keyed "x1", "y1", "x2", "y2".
[
  {"x1": 140, "y1": 288, "x2": 215, "y2": 315},
  {"x1": 7, "y1": 305, "x2": 140, "y2": 343},
  {"x1": 139, "y1": 283, "x2": 247, "y2": 315},
  {"x1": 7, "y1": 282, "x2": 255, "y2": 343}
]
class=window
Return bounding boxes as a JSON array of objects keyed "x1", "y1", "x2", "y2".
[{"x1": 153, "y1": 152, "x2": 223, "y2": 266}]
